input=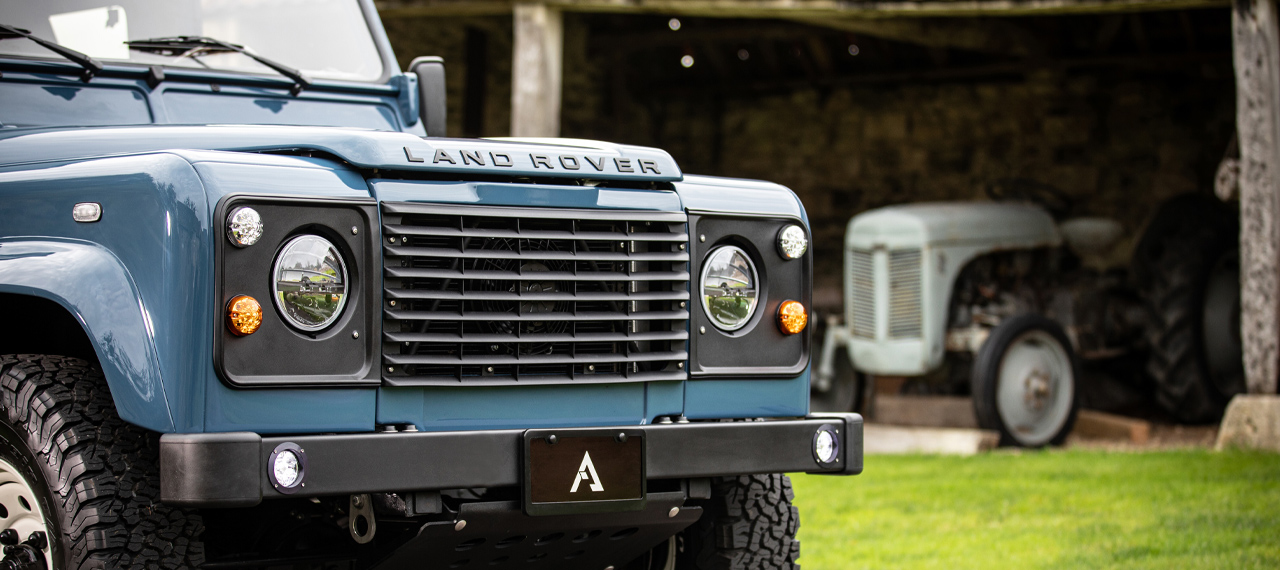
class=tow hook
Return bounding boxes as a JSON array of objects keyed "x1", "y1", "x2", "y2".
[
  {"x1": 348, "y1": 494, "x2": 376, "y2": 544},
  {"x1": 0, "y1": 530, "x2": 47, "y2": 570}
]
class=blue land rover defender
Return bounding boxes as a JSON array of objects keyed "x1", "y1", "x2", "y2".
[{"x1": 0, "y1": 2, "x2": 862, "y2": 569}]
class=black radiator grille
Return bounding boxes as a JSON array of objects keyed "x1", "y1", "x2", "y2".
[{"x1": 381, "y1": 202, "x2": 690, "y2": 386}]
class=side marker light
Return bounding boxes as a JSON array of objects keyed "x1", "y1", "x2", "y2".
[
  {"x1": 778, "y1": 300, "x2": 808, "y2": 335},
  {"x1": 227, "y1": 295, "x2": 263, "y2": 336}
]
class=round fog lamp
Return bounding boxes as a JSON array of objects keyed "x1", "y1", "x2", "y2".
[
  {"x1": 777, "y1": 224, "x2": 808, "y2": 259},
  {"x1": 813, "y1": 425, "x2": 840, "y2": 466},
  {"x1": 227, "y1": 206, "x2": 264, "y2": 247},
  {"x1": 778, "y1": 300, "x2": 808, "y2": 335},
  {"x1": 700, "y1": 245, "x2": 759, "y2": 331},
  {"x1": 226, "y1": 295, "x2": 263, "y2": 336},
  {"x1": 269, "y1": 442, "x2": 307, "y2": 493},
  {"x1": 273, "y1": 235, "x2": 349, "y2": 332}
]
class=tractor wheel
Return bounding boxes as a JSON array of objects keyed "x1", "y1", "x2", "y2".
[
  {"x1": 1139, "y1": 221, "x2": 1244, "y2": 423},
  {"x1": 972, "y1": 315, "x2": 1080, "y2": 447},
  {"x1": 676, "y1": 474, "x2": 800, "y2": 570},
  {"x1": 0, "y1": 355, "x2": 205, "y2": 570}
]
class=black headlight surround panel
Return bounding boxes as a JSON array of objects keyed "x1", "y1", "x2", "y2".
[
  {"x1": 689, "y1": 214, "x2": 810, "y2": 377},
  {"x1": 214, "y1": 194, "x2": 380, "y2": 388}
]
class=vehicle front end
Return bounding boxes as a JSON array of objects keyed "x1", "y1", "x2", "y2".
[{"x1": 0, "y1": 1, "x2": 860, "y2": 568}]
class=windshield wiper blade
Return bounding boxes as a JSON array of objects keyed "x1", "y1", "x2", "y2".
[
  {"x1": 126, "y1": 35, "x2": 311, "y2": 95},
  {"x1": 0, "y1": 24, "x2": 104, "y2": 81}
]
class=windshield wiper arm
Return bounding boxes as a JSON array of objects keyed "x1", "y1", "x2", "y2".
[
  {"x1": 0, "y1": 24, "x2": 104, "y2": 81},
  {"x1": 126, "y1": 35, "x2": 311, "y2": 95}
]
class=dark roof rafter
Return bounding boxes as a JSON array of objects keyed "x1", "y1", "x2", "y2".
[{"x1": 377, "y1": 0, "x2": 1229, "y2": 19}]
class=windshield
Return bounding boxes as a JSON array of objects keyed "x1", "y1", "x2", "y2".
[{"x1": 0, "y1": 0, "x2": 384, "y2": 82}]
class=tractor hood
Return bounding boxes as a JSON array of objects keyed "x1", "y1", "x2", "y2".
[
  {"x1": 846, "y1": 202, "x2": 1061, "y2": 250},
  {"x1": 0, "y1": 125, "x2": 683, "y2": 183}
]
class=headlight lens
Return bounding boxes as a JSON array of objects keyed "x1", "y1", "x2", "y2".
[
  {"x1": 227, "y1": 206, "x2": 264, "y2": 247},
  {"x1": 700, "y1": 245, "x2": 759, "y2": 331},
  {"x1": 814, "y1": 428, "x2": 838, "y2": 464},
  {"x1": 273, "y1": 450, "x2": 301, "y2": 488},
  {"x1": 777, "y1": 224, "x2": 808, "y2": 259},
  {"x1": 272, "y1": 235, "x2": 349, "y2": 332},
  {"x1": 268, "y1": 442, "x2": 307, "y2": 493}
]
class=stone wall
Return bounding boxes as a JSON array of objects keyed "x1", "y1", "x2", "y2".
[{"x1": 383, "y1": 11, "x2": 1237, "y2": 309}]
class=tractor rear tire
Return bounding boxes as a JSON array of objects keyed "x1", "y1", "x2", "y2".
[
  {"x1": 677, "y1": 474, "x2": 800, "y2": 570},
  {"x1": 1140, "y1": 226, "x2": 1243, "y2": 423},
  {"x1": 0, "y1": 354, "x2": 205, "y2": 569}
]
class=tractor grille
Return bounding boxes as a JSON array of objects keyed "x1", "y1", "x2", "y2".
[
  {"x1": 887, "y1": 249, "x2": 923, "y2": 339},
  {"x1": 380, "y1": 202, "x2": 690, "y2": 386},
  {"x1": 846, "y1": 248, "x2": 923, "y2": 340},
  {"x1": 848, "y1": 249, "x2": 875, "y2": 339}
]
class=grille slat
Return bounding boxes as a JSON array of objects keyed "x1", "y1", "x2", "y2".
[
  {"x1": 385, "y1": 309, "x2": 690, "y2": 322},
  {"x1": 385, "y1": 289, "x2": 689, "y2": 302},
  {"x1": 385, "y1": 223, "x2": 690, "y2": 242},
  {"x1": 385, "y1": 350, "x2": 689, "y2": 366},
  {"x1": 384, "y1": 267, "x2": 690, "y2": 282},
  {"x1": 385, "y1": 245, "x2": 689, "y2": 262},
  {"x1": 381, "y1": 203, "x2": 690, "y2": 386},
  {"x1": 385, "y1": 330, "x2": 689, "y2": 344}
]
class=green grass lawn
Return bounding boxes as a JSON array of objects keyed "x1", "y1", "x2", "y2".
[{"x1": 791, "y1": 449, "x2": 1280, "y2": 569}]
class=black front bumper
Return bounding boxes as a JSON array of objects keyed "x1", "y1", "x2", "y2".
[{"x1": 160, "y1": 414, "x2": 863, "y2": 507}]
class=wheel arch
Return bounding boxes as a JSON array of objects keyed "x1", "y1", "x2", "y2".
[{"x1": 0, "y1": 240, "x2": 176, "y2": 432}]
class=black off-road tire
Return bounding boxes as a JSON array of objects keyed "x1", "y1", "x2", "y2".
[
  {"x1": 1141, "y1": 228, "x2": 1241, "y2": 423},
  {"x1": 0, "y1": 354, "x2": 204, "y2": 570},
  {"x1": 677, "y1": 474, "x2": 800, "y2": 570}
]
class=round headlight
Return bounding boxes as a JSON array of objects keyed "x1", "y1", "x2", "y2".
[
  {"x1": 273, "y1": 235, "x2": 349, "y2": 332},
  {"x1": 813, "y1": 425, "x2": 840, "y2": 466},
  {"x1": 227, "y1": 206, "x2": 264, "y2": 247},
  {"x1": 700, "y1": 245, "x2": 759, "y2": 331},
  {"x1": 777, "y1": 224, "x2": 808, "y2": 259},
  {"x1": 268, "y1": 442, "x2": 307, "y2": 493}
]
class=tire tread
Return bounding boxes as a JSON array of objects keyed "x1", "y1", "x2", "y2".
[
  {"x1": 0, "y1": 354, "x2": 204, "y2": 570},
  {"x1": 679, "y1": 474, "x2": 800, "y2": 570}
]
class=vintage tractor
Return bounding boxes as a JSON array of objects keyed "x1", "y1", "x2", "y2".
[{"x1": 812, "y1": 185, "x2": 1243, "y2": 447}]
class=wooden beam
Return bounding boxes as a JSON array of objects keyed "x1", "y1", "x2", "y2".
[
  {"x1": 511, "y1": 3, "x2": 564, "y2": 137},
  {"x1": 377, "y1": 0, "x2": 1230, "y2": 19},
  {"x1": 786, "y1": 17, "x2": 1046, "y2": 57},
  {"x1": 1234, "y1": 0, "x2": 1280, "y2": 395}
]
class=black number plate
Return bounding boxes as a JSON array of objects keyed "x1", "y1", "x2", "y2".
[{"x1": 523, "y1": 429, "x2": 646, "y2": 516}]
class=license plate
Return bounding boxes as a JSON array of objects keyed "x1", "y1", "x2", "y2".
[{"x1": 523, "y1": 429, "x2": 646, "y2": 516}]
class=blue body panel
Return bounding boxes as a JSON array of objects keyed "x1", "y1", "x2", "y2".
[
  {"x1": 0, "y1": 153, "x2": 210, "y2": 432},
  {"x1": 0, "y1": 65, "x2": 810, "y2": 434}
]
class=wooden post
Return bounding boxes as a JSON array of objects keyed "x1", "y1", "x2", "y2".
[
  {"x1": 1235, "y1": 0, "x2": 1280, "y2": 395},
  {"x1": 511, "y1": 3, "x2": 563, "y2": 137}
]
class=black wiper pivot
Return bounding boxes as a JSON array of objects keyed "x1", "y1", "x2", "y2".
[
  {"x1": 0, "y1": 24, "x2": 104, "y2": 81},
  {"x1": 126, "y1": 36, "x2": 312, "y2": 95}
]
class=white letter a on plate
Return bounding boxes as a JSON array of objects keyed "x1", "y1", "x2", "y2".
[{"x1": 569, "y1": 451, "x2": 605, "y2": 493}]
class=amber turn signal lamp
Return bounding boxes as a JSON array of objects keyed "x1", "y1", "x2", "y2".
[
  {"x1": 227, "y1": 295, "x2": 263, "y2": 336},
  {"x1": 778, "y1": 300, "x2": 808, "y2": 335}
]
